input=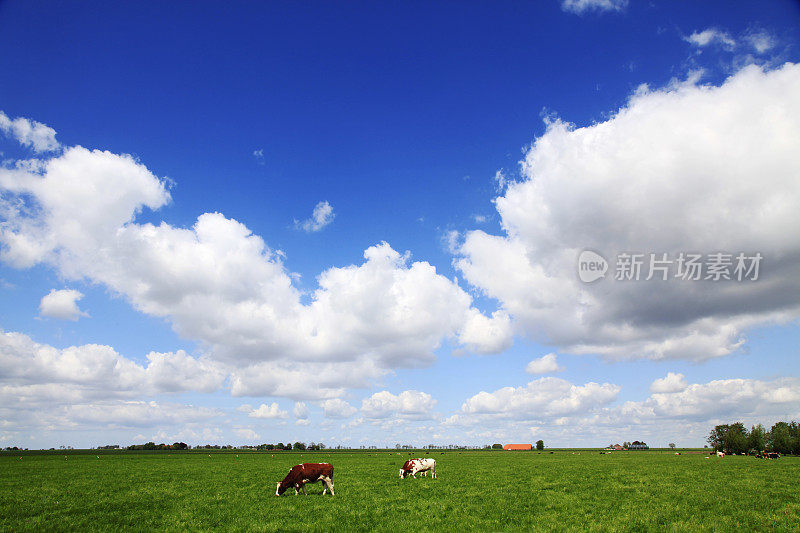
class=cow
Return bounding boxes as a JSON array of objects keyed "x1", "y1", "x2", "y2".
[
  {"x1": 765, "y1": 452, "x2": 780, "y2": 459},
  {"x1": 275, "y1": 463, "x2": 334, "y2": 496},
  {"x1": 399, "y1": 458, "x2": 436, "y2": 479},
  {"x1": 716, "y1": 451, "x2": 725, "y2": 457}
]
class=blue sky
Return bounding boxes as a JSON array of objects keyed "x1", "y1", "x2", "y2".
[{"x1": 1, "y1": 0, "x2": 799, "y2": 449}]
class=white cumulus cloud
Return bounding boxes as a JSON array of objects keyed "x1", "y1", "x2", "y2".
[
  {"x1": 293, "y1": 402, "x2": 309, "y2": 419},
  {"x1": 455, "y1": 63, "x2": 800, "y2": 362},
  {"x1": 321, "y1": 398, "x2": 357, "y2": 418},
  {"x1": 525, "y1": 353, "x2": 563, "y2": 375},
  {"x1": 461, "y1": 377, "x2": 620, "y2": 418},
  {"x1": 650, "y1": 372, "x2": 688, "y2": 393},
  {"x1": 0, "y1": 329, "x2": 225, "y2": 403},
  {"x1": 0, "y1": 113, "x2": 512, "y2": 400},
  {"x1": 248, "y1": 403, "x2": 289, "y2": 419},
  {"x1": 361, "y1": 390, "x2": 437, "y2": 419},
  {"x1": 39, "y1": 289, "x2": 89, "y2": 321},
  {"x1": 234, "y1": 428, "x2": 260, "y2": 440}
]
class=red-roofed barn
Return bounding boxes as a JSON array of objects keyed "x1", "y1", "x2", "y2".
[{"x1": 503, "y1": 444, "x2": 532, "y2": 451}]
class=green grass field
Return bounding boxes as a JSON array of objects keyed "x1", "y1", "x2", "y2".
[{"x1": 1, "y1": 450, "x2": 798, "y2": 532}]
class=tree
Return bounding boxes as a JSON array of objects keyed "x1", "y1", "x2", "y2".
[
  {"x1": 669, "y1": 443, "x2": 676, "y2": 450},
  {"x1": 536, "y1": 440, "x2": 544, "y2": 451},
  {"x1": 726, "y1": 423, "x2": 748, "y2": 454},
  {"x1": 769, "y1": 422, "x2": 791, "y2": 454},
  {"x1": 623, "y1": 441, "x2": 630, "y2": 449},
  {"x1": 747, "y1": 424, "x2": 767, "y2": 453},
  {"x1": 276, "y1": 442, "x2": 284, "y2": 450},
  {"x1": 491, "y1": 443, "x2": 503, "y2": 450},
  {"x1": 707, "y1": 424, "x2": 729, "y2": 452},
  {"x1": 788, "y1": 421, "x2": 800, "y2": 455},
  {"x1": 708, "y1": 423, "x2": 748, "y2": 454},
  {"x1": 294, "y1": 442, "x2": 306, "y2": 451}
]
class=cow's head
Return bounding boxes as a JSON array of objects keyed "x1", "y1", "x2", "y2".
[
  {"x1": 276, "y1": 481, "x2": 290, "y2": 496},
  {"x1": 399, "y1": 468, "x2": 410, "y2": 479}
]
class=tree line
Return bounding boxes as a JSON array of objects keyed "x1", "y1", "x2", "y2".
[
  {"x1": 127, "y1": 442, "x2": 189, "y2": 450},
  {"x1": 123, "y1": 441, "x2": 327, "y2": 451},
  {"x1": 708, "y1": 421, "x2": 800, "y2": 455}
]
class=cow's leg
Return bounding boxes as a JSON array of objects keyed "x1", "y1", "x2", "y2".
[
  {"x1": 301, "y1": 484, "x2": 307, "y2": 496},
  {"x1": 322, "y1": 476, "x2": 334, "y2": 496},
  {"x1": 432, "y1": 466, "x2": 436, "y2": 479},
  {"x1": 294, "y1": 487, "x2": 298, "y2": 496}
]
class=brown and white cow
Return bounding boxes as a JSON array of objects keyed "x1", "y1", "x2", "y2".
[
  {"x1": 399, "y1": 458, "x2": 436, "y2": 479},
  {"x1": 275, "y1": 463, "x2": 335, "y2": 496}
]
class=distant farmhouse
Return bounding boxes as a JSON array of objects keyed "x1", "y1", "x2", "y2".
[{"x1": 504, "y1": 443, "x2": 532, "y2": 451}]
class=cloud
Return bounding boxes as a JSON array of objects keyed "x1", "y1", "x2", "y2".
[
  {"x1": 234, "y1": 428, "x2": 260, "y2": 440},
  {"x1": 253, "y1": 149, "x2": 264, "y2": 164},
  {"x1": 455, "y1": 63, "x2": 800, "y2": 361},
  {"x1": 684, "y1": 27, "x2": 777, "y2": 55},
  {"x1": 448, "y1": 375, "x2": 800, "y2": 447},
  {"x1": 0, "y1": 144, "x2": 171, "y2": 269},
  {"x1": 744, "y1": 31, "x2": 776, "y2": 54},
  {"x1": 248, "y1": 403, "x2": 289, "y2": 419},
  {"x1": 0, "y1": 396, "x2": 219, "y2": 436},
  {"x1": 650, "y1": 372, "x2": 688, "y2": 393},
  {"x1": 143, "y1": 350, "x2": 226, "y2": 394},
  {"x1": 0, "y1": 110, "x2": 59, "y2": 153},
  {"x1": 684, "y1": 28, "x2": 736, "y2": 50},
  {"x1": 39, "y1": 289, "x2": 89, "y2": 321},
  {"x1": 321, "y1": 398, "x2": 357, "y2": 418},
  {"x1": 0, "y1": 115, "x2": 512, "y2": 400},
  {"x1": 619, "y1": 377, "x2": 800, "y2": 422},
  {"x1": 361, "y1": 390, "x2": 437, "y2": 419},
  {"x1": 65, "y1": 401, "x2": 218, "y2": 427},
  {"x1": 525, "y1": 353, "x2": 563, "y2": 375},
  {"x1": 293, "y1": 402, "x2": 309, "y2": 419},
  {"x1": 561, "y1": 0, "x2": 627, "y2": 15},
  {"x1": 472, "y1": 214, "x2": 488, "y2": 224},
  {"x1": 461, "y1": 377, "x2": 620, "y2": 418},
  {"x1": 493, "y1": 170, "x2": 508, "y2": 193},
  {"x1": 295, "y1": 200, "x2": 335, "y2": 232},
  {"x1": 0, "y1": 329, "x2": 225, "y2": 402}
]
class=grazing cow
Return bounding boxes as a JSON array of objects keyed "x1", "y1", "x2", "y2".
[
  {"x1": 275, "y1": 463, "x2": 334, "y2": 496},
  {"x1": 765, "y1": 452, "x2": 780, "y2": 459},
  {"x1": 716, "y1": 451, "x2": 724, "y2": 457},
  {"x1": 399, "y1": 458, "x2": 436, "y2": 479}
]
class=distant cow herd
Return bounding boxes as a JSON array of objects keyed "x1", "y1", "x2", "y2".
[{"x1": 275, "y1": 457, "x2": 438, "y2": 496}]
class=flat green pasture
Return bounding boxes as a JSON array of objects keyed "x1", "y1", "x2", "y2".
[{"x1": 1, "y1": 451, "x2": 798, "y2": 532}]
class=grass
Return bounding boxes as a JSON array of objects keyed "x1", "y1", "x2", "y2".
[{"x1": 1, "y1": 450, "x2": 798, "y2": 531}]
